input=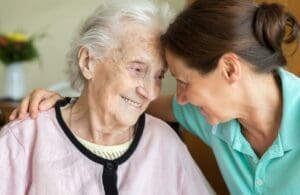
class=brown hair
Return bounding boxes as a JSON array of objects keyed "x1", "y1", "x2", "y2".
[{"x1": 161, "y1": 0, "x2": 299, "y2": 74}]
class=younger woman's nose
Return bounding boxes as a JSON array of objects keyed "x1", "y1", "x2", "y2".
[{"x1": 176, "y1": 89, "x2": 188, "y2": 105}]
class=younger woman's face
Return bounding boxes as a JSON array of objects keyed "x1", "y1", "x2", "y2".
[{"x1": 165, "y1": 49, "x2": 235, "y2": 125}]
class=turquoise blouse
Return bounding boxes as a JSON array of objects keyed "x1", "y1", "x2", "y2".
[{"x1": 173, "y1": 68, "x2": 300, "y2": 195}]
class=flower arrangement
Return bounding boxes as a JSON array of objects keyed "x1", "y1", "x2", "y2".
[{"x1": 0, "y1": 32, "x2": 39, "y2": 65}]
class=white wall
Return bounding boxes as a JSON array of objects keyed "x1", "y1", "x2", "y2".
[{"x1": 0, "y1": 0, "x2": 185, "y2": 97}]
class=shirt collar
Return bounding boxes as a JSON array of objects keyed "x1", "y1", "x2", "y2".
[{"x1": 276, "y1": 68, "x2": 300, "y2": 151}]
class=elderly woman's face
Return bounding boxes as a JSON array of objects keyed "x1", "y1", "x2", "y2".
[{"x1": 89, "y1": 24, "x2": 166, "y2": 126}]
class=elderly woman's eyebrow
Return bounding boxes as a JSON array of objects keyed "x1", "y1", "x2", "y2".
[
  {"x1": 129, "y1": 60, "x2": 167, "y2": 73},
  {"x1": 130, "y1": 60, "x2": 147, "y2": 65}
]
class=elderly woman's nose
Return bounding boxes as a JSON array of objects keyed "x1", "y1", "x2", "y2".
[{"x1": 137, "y1": 80, "x2": 159, "y2": 101}]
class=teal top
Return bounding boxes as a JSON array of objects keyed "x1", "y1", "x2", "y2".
[{"x1": 173, "y1": 68, "x2": 300, "y2": 195}]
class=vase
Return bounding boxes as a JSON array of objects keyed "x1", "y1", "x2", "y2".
[{"x1": 3, "y1": 62, "x2": 26, "y2": 101}]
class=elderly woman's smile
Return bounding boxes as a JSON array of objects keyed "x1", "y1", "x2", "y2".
[{"x1": 121, "y1": 95, "x2": 142, "y2": 108}]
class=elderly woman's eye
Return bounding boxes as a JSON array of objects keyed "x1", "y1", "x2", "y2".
[
  {"x1": 134, "y1": 68, "x2": 142, "y2": 72},
  {"x1": 132, "y1": 67, "x2": 144, "y2": 75},
  {"x1": 128, "y1": 63, "x2": 146, "y2": 77},
  {"x1": 157, "y1": 73, "x2": 165, "y2": 80}
]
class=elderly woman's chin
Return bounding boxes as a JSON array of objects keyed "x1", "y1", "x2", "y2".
[
  {"x1": 115, "y1": 111, "x2": 143, "y2": 127},
  {"x1": 112, "y1": 104, "x2": 144, "y2": 124},
  {"x1": 118, "y1": 98, "x2": 148, "y2": 120}
]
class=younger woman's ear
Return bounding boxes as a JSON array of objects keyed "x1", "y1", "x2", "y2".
[
  {"x1": 78, "y1": 47, "x2": 94, "y2": 80},
  {"x1": 219, "y1": 53, "x2": 241, "y2": 84}
]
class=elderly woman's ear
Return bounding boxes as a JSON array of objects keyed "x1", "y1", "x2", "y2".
[{"x1": 78, "y1": 47, "x2": 95, "y2": 80}]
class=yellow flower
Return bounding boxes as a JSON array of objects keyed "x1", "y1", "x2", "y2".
[{"x1": 5, "y1": 32, "x2": 29, "y2": 42}]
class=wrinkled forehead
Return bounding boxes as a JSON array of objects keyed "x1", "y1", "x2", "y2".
[
  {"x1": 111, "y1": 22, "x2": 166, "y2": 69},
  {"x1": 119, "y1": 22, "x2": 162, "y2": 49}
]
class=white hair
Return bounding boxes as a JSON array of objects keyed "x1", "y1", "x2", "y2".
[{"x1": 67, "y1": 0, "x2": 174, "y2": 91}]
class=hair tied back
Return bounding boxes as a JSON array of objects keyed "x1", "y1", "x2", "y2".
[{"x1": 254, "y1": 3, "x2": 299, "y2": 54}]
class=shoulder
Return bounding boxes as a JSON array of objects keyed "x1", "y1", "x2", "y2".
[
  {"x1": 279, "y1": 68, "x2": 300, "y2": 88},
  {"x1": 0, "y1": 109, "x2": 57, "y2": 146},
  {"x1": 145, "y1": 114, "x2": 174, "y2": 131},
  {"x1": 3, "y1": 108, "x2": 56, "y2": 131},
  {"x1": 171, "y1": 97, "x2": 213, "y2": 144},
  {"x1": 144, "y1": 114, "x2": 183, "y2": 144},
  {"x1": 139, "y1": 114, "x2": 193, "y2": 164},
  {"x1": 172, "y1": 96, "x2": 211, "y2": 128},
  {"x1": 278, "y1": 68, "x2": 300, "y2": 104}
]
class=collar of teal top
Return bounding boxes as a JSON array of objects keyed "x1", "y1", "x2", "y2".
[{"x1": 276, "y1": 68, "x2": 300, "y2": 151}]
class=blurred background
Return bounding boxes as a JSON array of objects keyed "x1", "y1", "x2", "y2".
[{"x1": 0, "y1": 0, "x2": 186, "y2": 97}]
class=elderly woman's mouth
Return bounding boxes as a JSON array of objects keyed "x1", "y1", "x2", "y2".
[{"x1": 121, "y1": 96, "x2": 142, "y2": 107}]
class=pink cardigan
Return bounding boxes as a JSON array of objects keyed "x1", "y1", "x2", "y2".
[{"x1": 0, "y1": 101, "x2": 214, "y2": 195}]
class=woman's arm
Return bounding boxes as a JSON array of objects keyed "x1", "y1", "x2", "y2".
[{"x1": 146, "y1": 95, "x2": 177, "y2": 122}]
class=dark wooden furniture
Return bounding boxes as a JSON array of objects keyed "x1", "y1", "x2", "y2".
[
  {"x1": 170, "y1": 122, "x2": 229, "y2": 194},
  {"x1": 182, "y1": 129, "x2": 229, "y2": 195},
  {"x1": 0, "y1": 99, "x2": 19, "y2": 127}
]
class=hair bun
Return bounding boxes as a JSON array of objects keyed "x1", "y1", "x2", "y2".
[
  {"x1": 254, "y1": 3, "x2": 285, "y2": 52},
  {"x1": 254, "y1": 3, "x2": 299, "y2": 53}
]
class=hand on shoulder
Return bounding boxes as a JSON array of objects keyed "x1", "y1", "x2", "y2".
[{"x1": 9, "y1": 88, "x2": 63, "y2": 121}]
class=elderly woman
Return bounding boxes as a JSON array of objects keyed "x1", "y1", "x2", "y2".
[{"x1": 0, "y1": 1, "x2": 214, "y2": 195}]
